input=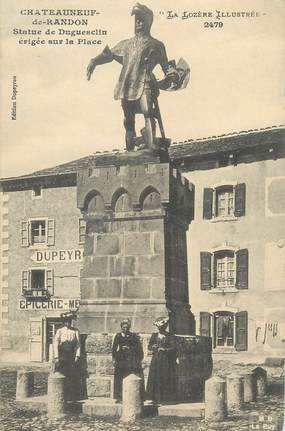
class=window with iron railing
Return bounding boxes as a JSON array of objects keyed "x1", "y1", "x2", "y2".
[{"x1": 22, "y1": 268, "x2": 54, "y2": 298}]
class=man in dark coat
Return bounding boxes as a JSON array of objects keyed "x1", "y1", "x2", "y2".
[
  {"x1": 146, "y1": 317, "x2": 176, "y2": 404},
  {"x1": 112, "y1": 319, "x2": 144, "y2": 402}
]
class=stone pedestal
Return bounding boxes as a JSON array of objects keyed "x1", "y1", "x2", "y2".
[
  {"x1": 16, "y1": 371, "x2": 34, "y2": 400},
  {"x1": 77, "y1": 155, "x2": 195, "y2": 398},
  {"x1": 241, "y1": 372, "x2": 256, "y2": 402},
  {"x1": 120, "y1": 374, "x2": 143, "y2": 423},
  {"x1": 252, "y1": 367, "x2": 267, "y2": 398},
  {"x1": 47, "y1": 372, "x2": 66, "y2": 419},
  {"x1": 226, "y1": 374, "x2": 244, "y2": 411},
  {"x1": 205, "y1": 376, "x2": 227, "y2": 422}
]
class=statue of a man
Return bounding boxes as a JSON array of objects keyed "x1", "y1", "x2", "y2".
[{"x1": 87, "y1": 3, "x2": 183, "y2": 152}]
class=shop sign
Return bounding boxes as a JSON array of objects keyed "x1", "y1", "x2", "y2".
[
  {"x1": 19, "y1": 298, "x2": 80, "y2": 310},
  {"x1": 31, "y1": 249, "x2": 83, "y2": 263}
]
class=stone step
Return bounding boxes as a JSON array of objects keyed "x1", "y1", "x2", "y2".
[
  {"x1": 82, "y1": 399, "x2": 122, "y2": 417},
  {"x1": 16, "y1": 396, "x2": 205, "y2": 419},
  {"x1": 158, "y1": 402, "x2": 205, "y2": 418},
  {"x1": 16, "y1": 395, "x2": 47, "y2": 412},
  {"x1": 80, "y1": 399, "x2": 205, "y2": 418}
]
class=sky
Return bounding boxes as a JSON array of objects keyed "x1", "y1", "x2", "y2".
[{"x1": 0, "y1": 0, "x2": 284, "y2": 178}]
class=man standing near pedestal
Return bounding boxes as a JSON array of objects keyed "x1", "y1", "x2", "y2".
[{"x1": 86, "y1": 3, "x2": 189, "y2": 152}]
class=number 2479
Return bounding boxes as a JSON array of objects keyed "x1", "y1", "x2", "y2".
[{"x1": 204, "y1": 22, "x2": 223, "y2": 28}]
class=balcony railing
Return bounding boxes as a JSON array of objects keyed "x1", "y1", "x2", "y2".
[{"x1": 22, "y1": 288, "x2": 51, "y2": 299}]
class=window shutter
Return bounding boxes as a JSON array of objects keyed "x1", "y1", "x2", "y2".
[
  {"x1": 46, "y1": 269, "x2": 54, "y2": 295},
  {"x1": 234, "y1": 183, "x2": 246, "y2": 217},
  {"x1": 22, "y1": 270, "x2": 30, "y2": 292},
  {"x1": 236, "y1": 249, "x2": 248, "y2": 289},
  {"x1": 203, "y1": 188, "x2": 213, "y2": 219},
  {"x1": 200, "y1": 312, "x2": 211, "y2": 337},
  {"x1": 200, "y1": 252, "x2": 212, "y2": 290},
  {"x1": 21, "y1": 221, "x2": 30, "y2": 247},
  {"x1": 47, "y1": 219, "x2": 55, "y2": 246},
  {"x1": 235, "y1": 311, "x2": 248, "y2": 351}
]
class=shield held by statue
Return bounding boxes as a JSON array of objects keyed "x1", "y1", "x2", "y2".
[{"x1": 157, "y1": 58, "x2": 191, "y2": 91}]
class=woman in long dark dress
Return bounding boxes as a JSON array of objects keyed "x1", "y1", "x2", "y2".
[
  {"x1": 146, "y1": 317, "x2": 176, "y2": 404},
  {"x1": 112, "y1": 319, "x2": 144, "y2": 402}
]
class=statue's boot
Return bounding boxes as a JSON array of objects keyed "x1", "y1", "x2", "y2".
[{"x1": 139, "y1": 119, "x2": 158, "y2": 153}]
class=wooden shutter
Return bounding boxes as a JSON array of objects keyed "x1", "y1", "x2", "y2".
[
  {"x1": 200, "y1": 252, "x2": 212, "y2": 290},
  {"x1": 46, "y1": 269, "x2": 54, "y2": 295},
  {"x1": 200, "y1": 312, "x2": 211, "y2": 337},
  {"x1": 22, "y1": 270, "x2": 30, "y2": 292},
  {"x1": 21, "y1": 221, "x2": 30, "y2": 247},
  {"x1": 236, "y1": 249, "x2": 248, "y2": 289},
  {"x1": 47, "y1": 219, "x2": 55, "y2": 246},
  {"x1": 235, "y1": 311, "x2": 248, "y2": 351},
  {"x1": 234, "y1": 183, "x2": 246, "y2": 217},
  {"x1": 203, "y1": 188, "x2": 213, "y2": 219}
]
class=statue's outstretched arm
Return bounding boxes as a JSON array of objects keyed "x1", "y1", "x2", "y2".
[{"x1": 86, "y1": 45, "x2": 114, "y2": 80}]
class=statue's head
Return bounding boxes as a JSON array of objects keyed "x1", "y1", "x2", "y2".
[{"x1": 131, "y1": 3, "x2": 153, "y2": 35}]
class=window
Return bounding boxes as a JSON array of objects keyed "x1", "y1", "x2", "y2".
[
  {"x1": 203, "y1": 183, "x2": 246, "y2": 219},
  {"x1": 114, "y1": 191, "x2": 132, "y2": 212},
  {"x1": 200, "y1": 249, "x2": 248, "y2": 290},
  {"x1": 78, "y1": 218, "x2": 86, "y2": 244},
  {"x1": 31, "y1": 185, "x2": 42, "y2": 199},
  {"x1": 21, "y1": 219, "x2": 55, "y2": 247},
  {"x1": 200, "y1": 310, "x2": 248, "y2": 351},
  {"x1": 215, "y1": 251, "x2": 235, "y2": 288},
  {"x1": 30, "y1": 220, "x2": 46, "y2": 244},
  {"x1": 216, "y1": 187, "x2": 234, "y2": 217},
  {"x1": 22, "y1": 268, "x2": 54, "y2": 297},
  {"x1": 214, "y1": 312, "x2": 234, "y2": 347},
  {"x1": 31, "y1": 269, "x2": 45, "y2": 290}
]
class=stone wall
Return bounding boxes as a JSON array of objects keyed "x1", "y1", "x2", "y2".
[
  {"x1": 81, "y1": 333, "x2": 212, "y2": 400},
  {"x1": 77, "y1": 161, "x2": 195, "y2": 335}
]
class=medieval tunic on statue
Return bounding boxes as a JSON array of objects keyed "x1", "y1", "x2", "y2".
[
  {"x1": 146, "y1": 332, "x2": 176, "y2": 403},
  {"x1": 108, "y1": 35, "x2": 169, "y2": 101},
  {"x1": 112, "y1": 332, "x2": 144, "y2": 400}
]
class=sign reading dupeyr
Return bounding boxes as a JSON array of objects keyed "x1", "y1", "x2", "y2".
[
  {"x1": 19, "y1": 298, "x2": 80, "y2": 311},
  {"x1": 31, "y1": 249, "x2": 83, "y2": 263}
]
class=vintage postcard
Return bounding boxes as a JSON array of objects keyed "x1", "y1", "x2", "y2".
[{"x1": 0, "y1": 0, "x2": 284, "y2": 430}]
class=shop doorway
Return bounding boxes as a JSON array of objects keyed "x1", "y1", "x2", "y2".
[
  {"x1": 29, "y1": 318, "x2": 44, "y2": 362},
  {"x1": 46, "y1": 318, "x2": 62, "y2": 361}
]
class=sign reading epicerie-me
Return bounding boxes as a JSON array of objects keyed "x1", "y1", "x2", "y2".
[
  {"x1": 31, "y1": 249, "x2": 83, "y2": 263},
  {"x1": 19, "y1": 298, "x2": 80, "y2": 310}
]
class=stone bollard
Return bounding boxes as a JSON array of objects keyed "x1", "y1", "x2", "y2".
[
  {"x1": 47, "y1": 372, "x2": 66, "y2": 419},
  {"x1": 241, "y1": 372, "x2": 256, "y2": 403},
  {"x1": 205, "y1": 376, "x2": 227, "y2": 422},
  {"x1": 16, "y1": 370, "x2": 34, "y2": 400},
  {"x1": 252, "y1": 367, "x2": 267, "y2": 398},
  {"x1": 226, "y1": 374, "x2": 244, "y2": 411},
  {"x1": 120, "y1": 374, "x2": 143, "y2": 423}
]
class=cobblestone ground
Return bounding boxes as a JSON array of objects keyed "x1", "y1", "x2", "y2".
[{"x1": 0, "y1": 363, "x2": 284, "y2": 431}]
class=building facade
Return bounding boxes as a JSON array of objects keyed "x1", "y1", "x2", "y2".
[
  {"x1": 0, "y1": 175, "x2": 82, "y2": 362},
  {"x1": 171, "y1": 126, "x2": 285, "y2": 361},
  {"x1": 0, "y1": 126, "x2": 284, "y2": 363}
]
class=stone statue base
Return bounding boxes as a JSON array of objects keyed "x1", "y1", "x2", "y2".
[{"x1": 76, "y1": 155, "x2": 198, "y2": 399}]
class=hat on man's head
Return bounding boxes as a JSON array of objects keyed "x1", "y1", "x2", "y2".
[
  {"x1": 154, "y1": 316, "x2": 169, "y2": 328},
  {"x1": 60, "y1": 310, "x2": 77, "y2": 321}
]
